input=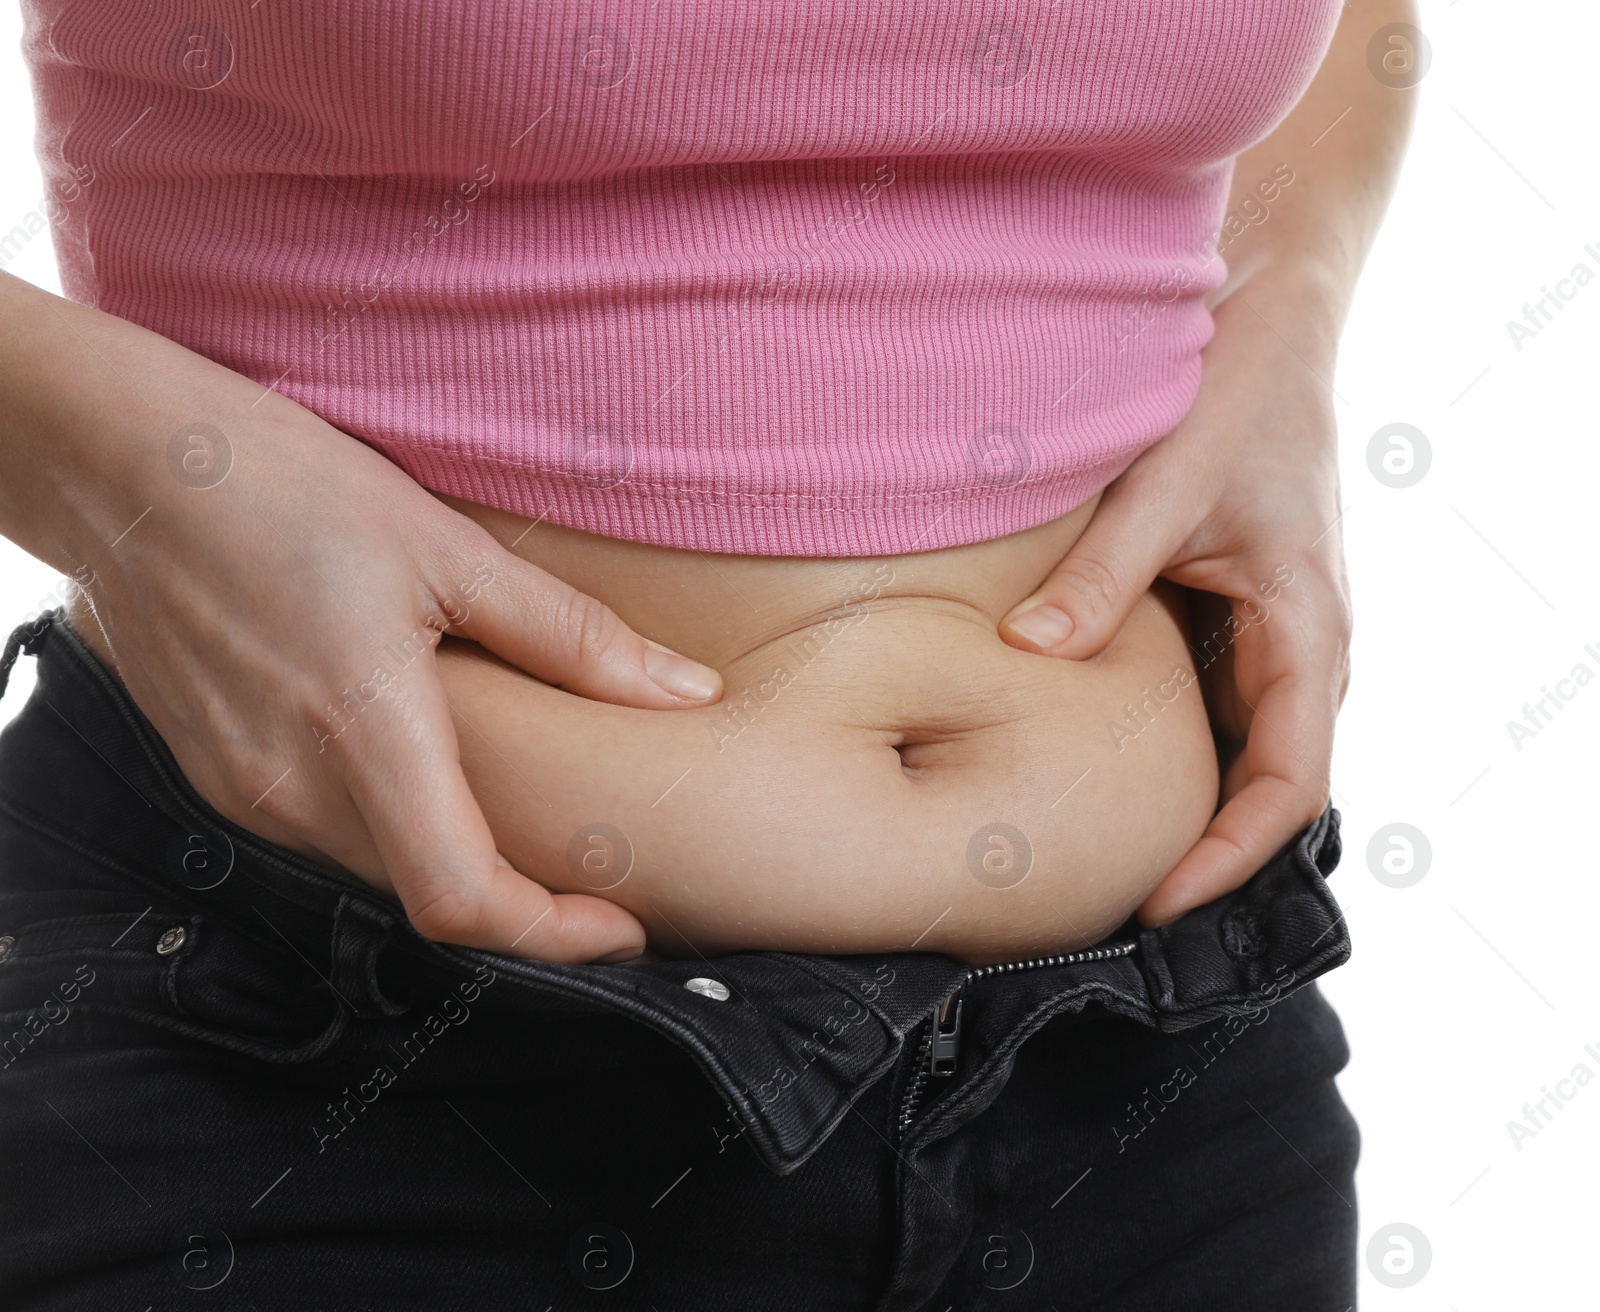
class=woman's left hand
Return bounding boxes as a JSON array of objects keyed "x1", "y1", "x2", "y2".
[{"x1": 999, "y1": 276, "x2": 1352, "y2": 926}]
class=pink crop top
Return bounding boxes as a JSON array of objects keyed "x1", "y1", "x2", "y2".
[{"x1": 21, "y1": 0, "x2": 1339, "y2": 556}]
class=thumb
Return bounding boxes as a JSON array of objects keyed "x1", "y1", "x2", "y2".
[{"x1": 999, "y1": 481, "x2": 1184, "y2": 660}]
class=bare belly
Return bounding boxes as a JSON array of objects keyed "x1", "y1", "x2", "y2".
[{"x1": 430, "y1": 491, "x2": 1220, "y2": 964}]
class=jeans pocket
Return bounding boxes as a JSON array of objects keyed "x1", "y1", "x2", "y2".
[{"x1": 0, "y1": 905, "x2": 356, "y2": 1068}]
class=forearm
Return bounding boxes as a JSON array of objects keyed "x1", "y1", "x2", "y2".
[
  {"x1": 1212, "y1": 0, "x2": 1422, "y2": 348},
  {"x1": 0, "y1": 270, "x2": 227, "y2": 580}
]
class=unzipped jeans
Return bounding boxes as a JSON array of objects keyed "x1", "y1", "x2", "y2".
[{"x1": 0, "y1": 608, "x2": 1360, "y2": 1310}]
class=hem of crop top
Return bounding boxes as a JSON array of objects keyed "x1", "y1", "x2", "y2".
[{"x1": 382, "y1": 358, "x2": 1202, "y2": 557}]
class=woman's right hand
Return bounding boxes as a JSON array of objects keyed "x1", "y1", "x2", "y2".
[{"x1": 0, "y1": 271, "x2": 724, "y2": 964}]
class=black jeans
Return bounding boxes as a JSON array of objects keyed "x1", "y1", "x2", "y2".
[{"x1": 0, "y1": 609, "x2": 1359, "y2": 1311}]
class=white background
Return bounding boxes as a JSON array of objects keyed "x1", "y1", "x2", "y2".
[{"x1": 1, "y1": 3, "x2": 1595, "y2": 1305}]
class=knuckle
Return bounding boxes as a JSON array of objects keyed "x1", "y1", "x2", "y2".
[
  {"x1": 1060, "y1": 556, "x2": 1122, "y2": 621},
  {"x1": 1333, "y1": 588, "x2": 1355, "y2": 640},
  {"x1": 552, "y1": 588, "x2": 624, "y2": 674},
  {"x1": 1286, "y1": 769, "x2": 1331, "y2": 824},
  {"x1": 405, "y1": 881, "x2": 484, "y2": 945},
  {"x1": 1304, "y1": 785, "x2": 1331, "y2": 824}
]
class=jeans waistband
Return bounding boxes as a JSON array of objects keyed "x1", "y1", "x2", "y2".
[{"x1": 0, "y1": 607, "x2": 1351, "y2": 1174}]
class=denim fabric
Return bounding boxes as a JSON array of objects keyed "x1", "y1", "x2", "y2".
[{"x1": 0, "y1": 609, "x2": 1359, "y2": 1310}]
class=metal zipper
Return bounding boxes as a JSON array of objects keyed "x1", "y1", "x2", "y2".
[{"x1": 894, "y1": 940, "x2": 1139, "y2": 1144}]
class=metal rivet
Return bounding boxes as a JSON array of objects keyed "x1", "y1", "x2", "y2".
[
  {"x1": 0, "y1": 935, "x2": 15, "y2": 964},
  {"x1": 155, "y1": 926, "x2": 186, "y2": 956},
  {"x1": 683, "y1": 976, "x2": 729, "y2": 1001}
]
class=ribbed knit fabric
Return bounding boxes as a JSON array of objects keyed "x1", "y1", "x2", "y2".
[{"x1": 19, "y1": 0, "x2": 1339, "y2": 556}]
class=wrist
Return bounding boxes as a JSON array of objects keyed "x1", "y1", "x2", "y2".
[{"x1": 1209, "y1": 254, "x2": 1350, "y2": 375}]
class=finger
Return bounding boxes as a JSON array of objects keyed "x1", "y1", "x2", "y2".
[
  {"x1": 441, "y1": 550, "x2": 723, "y2": 710},
  {"x1": 337, "y1": 665, "x2": 648, "y2": 962},
  {"x1": 999, "y1": 478, "x2": 1192, "y2": 660},
  {"x1": 1136, "y1": 775, "x2": 1323, "y2": 927},
  {"x1": 1136, "y1": 600, "x2": 1339, "y2": 925}
]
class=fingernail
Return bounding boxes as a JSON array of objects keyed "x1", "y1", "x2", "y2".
[
  {"x1": 595, "y1": 945, "x2": 645, "y2": 965},
  {"x1": 1005, "y1": 604, "x2": 1074, "y2": 651},
  {"x1": 644, "y1": 647, "x2": 720, "y2": 700}
]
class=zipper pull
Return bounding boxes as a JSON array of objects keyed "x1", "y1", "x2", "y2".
[{"x1": 929, "y1": 991, "x2": 963, "y2": 1077}]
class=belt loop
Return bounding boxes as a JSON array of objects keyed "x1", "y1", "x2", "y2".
[
  {"x1": 329, "y1": 893, "x2": 413, "y2": 1019},
  {"x1": 0, "y1": 607, "x2": 59, "y2": 705}
]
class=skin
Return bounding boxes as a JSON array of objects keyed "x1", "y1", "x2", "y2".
[
  {"x1": 59, "y1": 486, "x2": 1223, "y2": 967},
  {"x1": 1001, "y1": 0, "x2": 1422, "y2": 925},
  {"x1": 429, "y1": 496, "x2": 1220, "y2": 965},
  {"x1": 0, "y1": 0, "x2": 1419, "y2": 961},
  {"x1": 0, "y1": 271, "x2": 720, "y2": 964}
]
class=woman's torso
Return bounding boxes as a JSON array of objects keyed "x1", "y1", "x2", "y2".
[{"x1": 26, "y1": 0, "x2": 1347, "y2": 957}]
